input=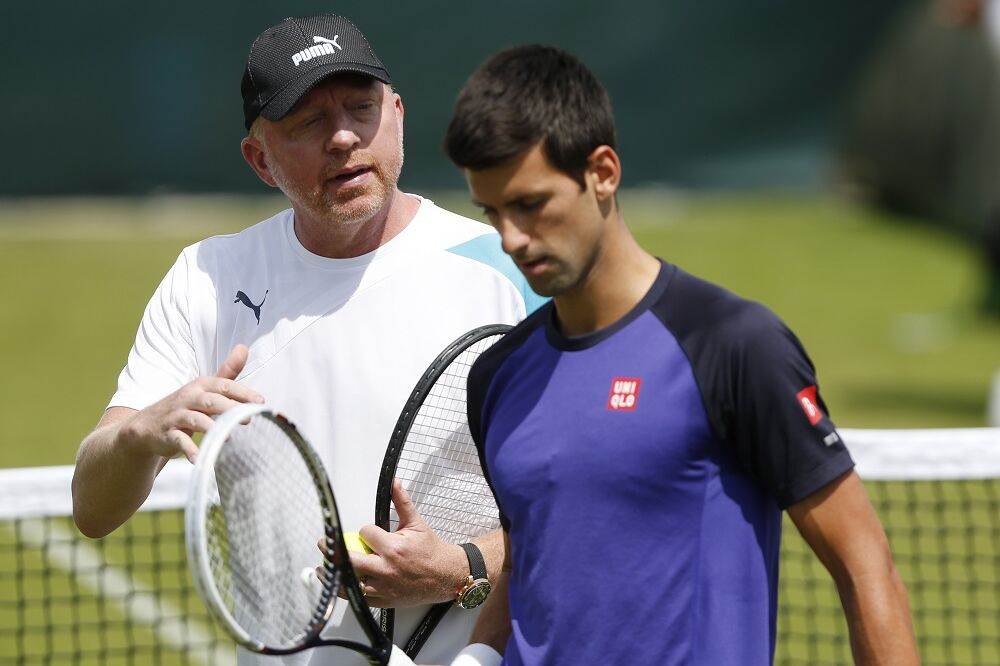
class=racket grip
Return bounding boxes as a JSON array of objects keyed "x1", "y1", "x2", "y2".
[
  {"x1": 449, "y1": 643, "x2": 503, "y2": 666},
  {"x1": 404, "y1": 601, "x2": 451, "y2": 657},
  {"x1": 388, "y1": 644, "x2": 417, "y2": 666}
]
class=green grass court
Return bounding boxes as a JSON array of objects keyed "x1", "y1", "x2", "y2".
[{"x1": 1, "y1": 192, "x2": 998, "y2": 664}]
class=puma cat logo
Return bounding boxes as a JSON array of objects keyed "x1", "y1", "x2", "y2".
[{"x1": 235, "y1": 289, "x2": 268, "y2": 325}]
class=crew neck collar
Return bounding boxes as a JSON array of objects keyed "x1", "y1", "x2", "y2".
[
  {"x1": 544, "y1": 259, "x2": 674, "y2": 350},
  {"x1": 283, "y1": 194, "x2": 428, "y2": 270}
]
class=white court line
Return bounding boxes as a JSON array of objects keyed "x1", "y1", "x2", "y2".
[
  {"x1": 12, "y1": 517, "x2": 234, "y2": 665},
  {"x1": 1, "y1": 462, "x2": 235, "y2": 666}
]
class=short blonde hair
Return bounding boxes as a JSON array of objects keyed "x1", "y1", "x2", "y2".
[{"x1": 248, "y1": 116, "x2": 266, "y2": 142}]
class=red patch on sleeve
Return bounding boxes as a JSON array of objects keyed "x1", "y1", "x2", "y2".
[{"x1": 796, "y1": 385, "x2": 823, "y2": 425}]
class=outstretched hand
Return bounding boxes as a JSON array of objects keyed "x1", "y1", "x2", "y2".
[
  {"x1": 351, "y1": 479, "x2": 466, "y2": 608},
  {"x1": 116, "y1": 345, "x2": 264, "y2": 463}
]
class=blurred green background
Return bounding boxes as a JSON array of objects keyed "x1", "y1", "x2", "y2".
[
  {"x1": 2, "y1": 191, "x2": 999, "y2": 471},
  {"x1": 2, "y1": 1, "x2": 905, "y2": 195}
]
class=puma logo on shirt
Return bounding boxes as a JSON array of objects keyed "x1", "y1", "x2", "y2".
[{"x1": 235, "y1": 289, "x2": 268, "y2": 325}]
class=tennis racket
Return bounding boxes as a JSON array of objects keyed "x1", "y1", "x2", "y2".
[
  {"x1": 185, "y1": 402, "x2": 412, "y2": 665},
  {"x1": 374, "y1": 324, "x2": 511, "y2": 658}
]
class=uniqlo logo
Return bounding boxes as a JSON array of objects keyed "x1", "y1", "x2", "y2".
[
  {"x1": 796, "y1": 385, "x2": 824, "y2": 425},
  {"x1": 608, "y1": 377, "x2": 641, "y2": 411}
]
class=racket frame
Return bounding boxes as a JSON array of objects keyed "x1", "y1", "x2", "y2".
[
  {"x1": 186, "y1": 402, "x2": 391, "y2": 662},
  {"x1": 374, "y1": 324, "x2": 512, "y2": 656}
]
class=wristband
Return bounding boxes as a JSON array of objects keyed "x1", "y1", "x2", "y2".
[
  {"x1": 387, "y1": 644, "x2": 415, "y2": 666},
  {"x1": 449, "y1": 643, "x2": 503, "y2": 666}
]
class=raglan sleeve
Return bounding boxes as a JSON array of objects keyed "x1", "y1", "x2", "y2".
[
  {"x1": 719, "y1": 306, "x2": 855, "y2": 508},
  {"x1": 108, "y1": 249, "x2": 200, "y2": 411},
  {"x1": 466, "y1": 349, "x2": 512, "y2": 531}
]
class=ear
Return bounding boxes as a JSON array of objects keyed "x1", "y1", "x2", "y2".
[
  {"x1": 241, "y1": 135, "x2": 279, "y2": 188},
  {"x1": 391, "y1": 87, "x2": 405, "y2": 124},
  {"x1": 587, "y1": 145, "x2": 621, "y2": 202}
]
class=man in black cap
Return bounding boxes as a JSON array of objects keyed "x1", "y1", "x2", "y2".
[
  {"x1": 72, "y1": 14, "x2": 543, "y2": 665},
  {"x1": 238, "y1": 13, "x2": 409, "y2": 258}
]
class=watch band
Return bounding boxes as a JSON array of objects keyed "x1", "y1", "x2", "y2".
[{"x1": 460, "y1": 542, "x2": 488, "y2": 581}]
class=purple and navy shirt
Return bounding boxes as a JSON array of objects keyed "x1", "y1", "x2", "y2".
[{"x1": 467, "y1": 260, "x2": 854, "y2": 666}]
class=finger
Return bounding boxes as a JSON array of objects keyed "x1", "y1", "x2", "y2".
[
  {"x1": 186, "y1": 391, "x2": 246, "y2": 417},
  {"x1": 215, "y1": 345, "x2": 248, "y2": 380},
  {"x1": 333, "y1": 571, "x2": 368, "y2": 598},
  {"x1": 202, "y1": 377, "x2": 264, "y2": 405},
  {"x1": 167, "y1": 429, "x2": 199, "y2": 464},
  {"x1": 337, "y1": 578, "x2": 379, "y2": 604},
  {"x1": 301, "y1": 566, "x2": 324, "y2": 593},
  {"x1": 349, "y1": 550, "x2": 384, "y2": 578},
  {"x1": 390, "y1": 479, "x2": 423, "y2": 529},
  {"x1": 344, "y1": 531, "x2": 374, "y2": 554},
  {"x1": 357, "y1": 524, "x2": 389, "y2": 554},
  {"x1": 358, "y1": 579, "x2": 388, "y2": 608},
  {"x1": 172, "y1": 409, "x2": 216, "y2": 435}
]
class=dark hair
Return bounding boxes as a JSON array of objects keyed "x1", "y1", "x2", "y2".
[{"x1": 444, "y1": 45, "x2": 616, "y2": 188}]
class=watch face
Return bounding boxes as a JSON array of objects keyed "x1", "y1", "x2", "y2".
[{"x1": 461, "y1": 580, "x2": 492, "y2": 609}]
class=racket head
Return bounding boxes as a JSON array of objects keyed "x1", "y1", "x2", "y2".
[
  {"x1": 374, "y1": 324, "x2": 511, "y2": 638},
  {"x1": 185, "y1": 402, "x2": 378, "y2": 655}
]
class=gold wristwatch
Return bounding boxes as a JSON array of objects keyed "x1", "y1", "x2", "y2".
[{"x1": 456, "y1": 542, "x2": 491, "y2": 609}]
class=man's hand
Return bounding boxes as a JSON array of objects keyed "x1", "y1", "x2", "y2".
[
  {"x1": 351, "y1": 480, "x2": 466, "y2": 608},
  {"x1": 116, "y1": 345, "x2": 264, "y2": 463},
  {"x1": 72, "y1": 345, "x2": 264, "y2": 538}
]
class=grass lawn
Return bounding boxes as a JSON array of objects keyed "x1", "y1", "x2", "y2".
[{"x1": 2, "y1": 191, "x2": 998, "y2": 470}]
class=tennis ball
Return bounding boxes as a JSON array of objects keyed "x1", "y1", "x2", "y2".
[{"x1": 344, "y1": 531, "x2": 374, "y2": 554}]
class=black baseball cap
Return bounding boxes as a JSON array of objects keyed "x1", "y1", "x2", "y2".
[{"x1": 241, "y1": 14, "x2": 392, "y2": 130}]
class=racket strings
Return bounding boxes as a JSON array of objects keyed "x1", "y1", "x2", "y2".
[
  {"x1": 204, "y1": 414, "x2": 334, "y2": 649},
  {"x1": 391, "y1": 336, "x2": 503, "y2": 544}
]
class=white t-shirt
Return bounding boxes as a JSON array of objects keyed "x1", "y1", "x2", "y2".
[{"x1": 111, "y1": 196, "x2": 543, "y2": 666}]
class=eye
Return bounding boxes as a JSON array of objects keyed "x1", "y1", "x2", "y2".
[
  {"x1": 476, "y1": 205, "x2": 499, "y2": 224},
  {"x1": 350, "y1": 100, "x2": 378, "y2": 114},
  {"x1": 513, "y1": 198, "x2": 545, "y2": 212},
  {"x1": 297, "y1": 114, "x2": 323, "y2": 129}
]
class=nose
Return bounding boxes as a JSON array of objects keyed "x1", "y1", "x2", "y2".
[
  {"x1": 497, "y1": 217, "x2": 531, "y2": 258},
  {"x1": 324, "y1": 116, "x2": 361, "y2": 153}
]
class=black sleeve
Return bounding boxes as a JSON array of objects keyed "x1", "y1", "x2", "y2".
[
  {"x1": 466, "y1": 352, "x2": 492, "y2": 479},
  {"x1": 721, "y1": 307, "x2": 854, "y2": 507},
  {"x1": 656, "y1": 268, "x2": 854, "y2": 508},
  {"x1": 466, "y1": 312, "x2": 547, "y2": 531}
]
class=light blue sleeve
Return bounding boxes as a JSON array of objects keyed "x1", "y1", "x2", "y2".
[{"x1": 447, "y1": 234, "x2": 548, "y2": 315}]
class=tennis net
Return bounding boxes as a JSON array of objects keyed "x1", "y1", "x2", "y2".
[
  {"x1": 1, "y1": 428, "x2": 998, "y2": 665},
  {"x1": 779, "y1": 427, "x2": 1000, "y2": 666},
  {"x1": 0, "y1": 462, "x2": 232, "y2": 665}
]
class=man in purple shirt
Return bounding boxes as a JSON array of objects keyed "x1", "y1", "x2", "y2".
[{"x1": 435, "y1": 45, "x2": 919, "y2": 666}]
